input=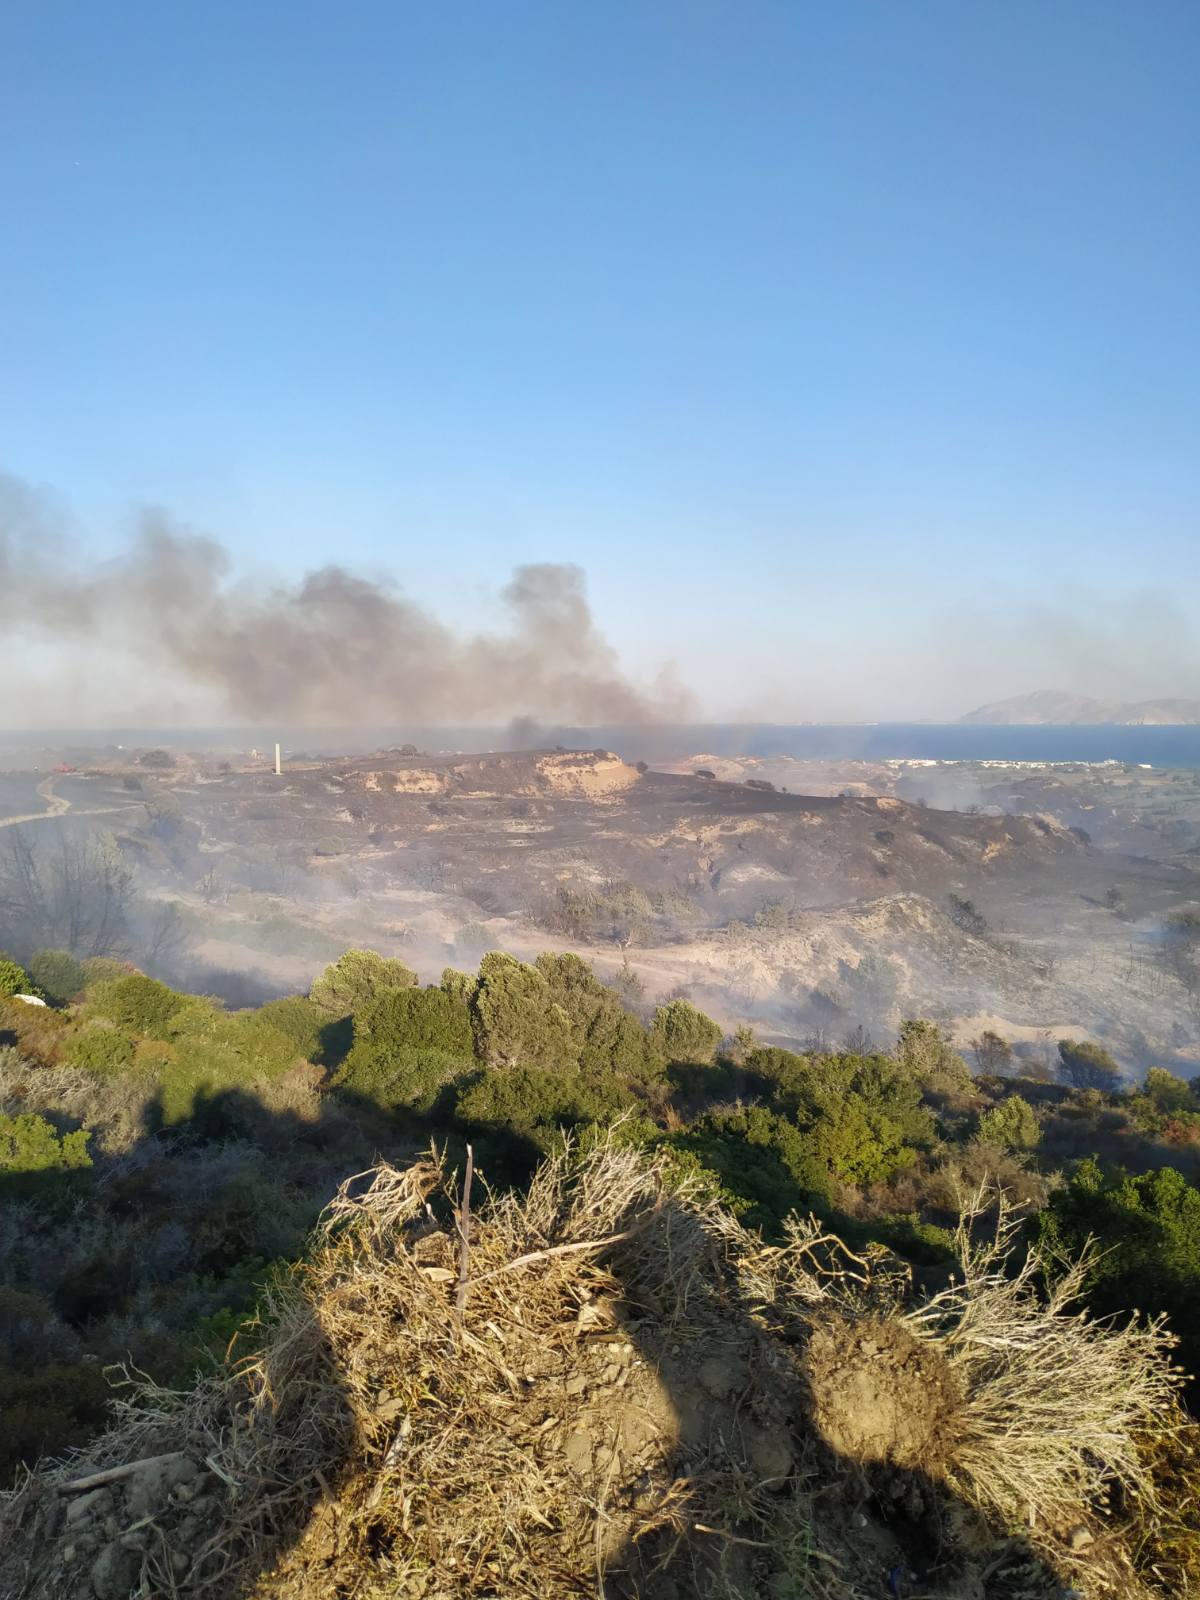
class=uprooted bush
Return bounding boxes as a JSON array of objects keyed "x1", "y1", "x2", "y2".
[{"x1": 0, "y1": 1140, "x2": 1188, "y2": 1600}]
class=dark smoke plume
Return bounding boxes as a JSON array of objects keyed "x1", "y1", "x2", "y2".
[{"x1": 1, "y1": 474, "x2": 692, "y2": 726}]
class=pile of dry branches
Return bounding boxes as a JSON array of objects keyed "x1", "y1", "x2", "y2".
[{"x1": 0, "y1": 1143, "x2": 1189, "y2": 1600}]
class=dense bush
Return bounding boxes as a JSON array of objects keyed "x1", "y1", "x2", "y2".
[
  {"x1": 534, "y1": 953, "x2": 663, "y2": 1082},
  {"x1": 0, "y1": 1112, "x2": 91, "y2": 1174},
  {"x1": 0, "y1": 958, "x2": 34, "y2": 999},
  {"x1": 334, "y1": 1044, "x2": 475, "y2": 1116},
  {"x1": 309, "y1": 949, "x2": 418, "y2": 1016},
  {"x1": 977, "y1": 1094, "x2": 1041, "y2": 1151},
  {"x1": 356, "y1": 985, "x2": 474, "y2": 1056},
  {"x1": 650, "y1": 998, "x2": 722, "y2": 1065},
  {"x1": 86, "y1": 973, "x2": 186, "y2": 1034},
  {"x1": 1058, "y1": 1038, "x2": 1123, "y2": 1091},
  {"x1": 470, "y1": 953, "x2": 578, "y2": 1070},
  {"x1": 64, "y1": 1024, "x2": 137, "y2": 1075},
  {"x1": 1038, "y1": 1159, "x2": 1200, "y2": 1388},
  {"x1": 26, "y1": 949, "x2": 87, "y2": 1006}
]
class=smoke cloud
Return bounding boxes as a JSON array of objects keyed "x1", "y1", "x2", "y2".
[{"x1": 1, "y1": 474, "x2": 693, "y2": 728}]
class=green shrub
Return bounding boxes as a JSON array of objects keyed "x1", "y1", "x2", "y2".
[
  {"x1": 896, "y1": 1019, "x2": 971, "y2": 1091},
  {"x1": 0, "y1": 1111, "x2": 91, "y2": 1173},
  {"x1": 650, "y1": 998, "x2": 722, "y2": 1065},
  {"x1": 455, "y1": 1063, "x2": 633, "y2": 1156},
  {"x1": 743, "y1": 1046, "x2": 815, "y2": 1108},
  {"x1": 672, "y1": 1105, "x2": 830, "y2": 1231},
  {"x1": 356, "y1": 986, "x2": 474, "y2": 1056},
  {"x1": 26, "y1": 950, "x2": 87, "y2": 1007},
  {"x1": 64, "y1": 1024, "x2": 137, "y2": 1075},
  {"x1": 1058, "y1": 1038, "x2": 1123, "y2": 1091},
  {"x1": 334, "y1": 1043, "x2": 476, "y2": 1116},
  {"x1": 0, "y1": 958, "x2": 35, "y2": 1000},
  {"x1": 87, "y1": 974, "x2": 185, "y2": 1034},
  {"x1": 80, "y1": 957, "x2": 136, "y2": 985},
  {"x1": 470, "y1": 954, "x2": 578, "y2": 1070},
  {"x1": 255, "y1": 995, "x2": 328, "y2": 1061},
  {"x1": 1037, "y1": 1160, "x2": 1200, "y2": 1389},
  {"x1": 977, "y1": 1094, "x2": 1041, "y2": 1151},
  {"x1": 1144, "y1": 1068, "x2": 1194, "y2": 1116},
  {"x1": 534, "y1": 953, "x2": 663, "y2": 1081},
  {"x1": 157, "y1": 1009, "x2": 302, "y2": 1123},
  {"x1": 309, "y1": 949, "x2": 418, "y2": 1016}
]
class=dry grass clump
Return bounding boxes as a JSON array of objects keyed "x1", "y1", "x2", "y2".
[
  {"x1": 0, "y1": 1142, "x2": 1190, "y2": 1600},
  {"x1": 904, "y1": 1193, "x2": 1181, "y2": 1539}
]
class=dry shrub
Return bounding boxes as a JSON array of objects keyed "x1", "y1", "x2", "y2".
[
  {"x1": 0, "y1": 1145, "x2": 1189, "y2": 1600},
  {"x1": 903, "y1": 1191, "x2": 1181, "y2": 1540}
]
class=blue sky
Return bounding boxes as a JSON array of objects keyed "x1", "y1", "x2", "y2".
[{"x1": 2, "y1": 1, "x2": 1198, "y2": 721}]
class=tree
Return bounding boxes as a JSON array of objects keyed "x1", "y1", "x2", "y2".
[
  {"x1": 26, "y1": 950, "x2": 86, "y2": 1006},
  {"x1": 896, "y1": 1019, "x2": 970, "y2": 1090},
  {"x1": 1143, "y1": 1067, "x2": 1193, "y2": 1117},
  {"x1": 309, "y1": 949, "x2": 418, "y2": 1016},
  {"x1": 0, "y1": 829, "x2": 134, "y2": 958},
  {"x1": 651, "y1": 998, "x2": 722, "y2": 1065},
  {"x1": 470, "y1": 953, "x2": 578, "y2": 1070},
  {"x1": 977, "y1": 1094, "x2": 1040, "y2": 1151},
  {"x1": 533, "y1": 953, "x2": 662, "y2": 1081},
  {"x1": 1057, "y1": 1038, "x2": 1122, "y2": 1092},
  {"x1": 972, "y1": 1029, "x2": 1013, "y2": 1076}
]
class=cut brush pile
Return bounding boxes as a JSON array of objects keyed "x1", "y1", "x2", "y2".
[{"x1": 0, "y1": 1138, "x2": 1191, "y2": 1600}]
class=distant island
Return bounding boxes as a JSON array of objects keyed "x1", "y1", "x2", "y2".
[{"x1": 961, "y1": 691, "x2": 1200, "y2": 725}]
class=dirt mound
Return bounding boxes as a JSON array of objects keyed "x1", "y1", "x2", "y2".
[
  {"x1": 532, "y1": 749, "x2": 640, "y2": 797},
  {"x1": 0, "y1": 1146, "x2": 1185, "y2": 1600},
  {"x1": 804, "y1": 1315, "x2": 962, "y2": 1471}
]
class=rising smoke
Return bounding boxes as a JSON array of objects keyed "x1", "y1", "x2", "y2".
[{"x1": 1, "y1": 474, "x2": 692, "y2": 727}]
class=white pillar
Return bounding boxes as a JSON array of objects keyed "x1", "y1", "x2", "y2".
[{"x1": 275, "y1": 742, "x2": 282, "y2": 775}]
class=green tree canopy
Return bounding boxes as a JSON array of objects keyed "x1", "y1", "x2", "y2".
[
  {"x1": 309, "y1": 949, "x2": 418, "y2": 1016},
  {"x1": 650, "y1": 998, "x2": 722, "y2": 1065},
  {"x1": 977, "y1": 1094, "x2": 1040, "y2": 1151},
  {"x1": 469, "y1": 953, "x2": 578, "y2": 1070},
  {"x1": 26, "y1": 950, "x2": 86, "y2": 1007},
  {"x1": 86, "y1": 973, "x2": 185, "y2": 1034},
  {"x1": 1058, "y1": 1038, "x2": 1122, "y2": 1091}
]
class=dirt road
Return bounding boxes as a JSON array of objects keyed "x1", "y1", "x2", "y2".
[{"x1": 0, "y1": 775, "x2": 72, "y2": 829}]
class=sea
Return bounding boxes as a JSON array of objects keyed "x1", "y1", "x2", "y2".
[{"x1": 4, "y1": 723, "x2": 1200, "y2": 767}]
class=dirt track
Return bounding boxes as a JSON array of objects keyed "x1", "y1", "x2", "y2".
[{"x1": 0, "y1": 776, "x2": 71, "y2": 829}]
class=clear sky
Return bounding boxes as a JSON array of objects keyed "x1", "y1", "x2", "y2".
[{"x1": 2, "y1": 1, "x2": 1198, "y2": 723}]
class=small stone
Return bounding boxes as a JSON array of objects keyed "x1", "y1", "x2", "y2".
[
  {"x1": 90, "y1": 1544, "x2": 138, "y2": 1600},
  {"x1": 66, "y1": 1489, "x2": 112, "y2": 1526},
  {"x1": 565, "y1": 1374, "x2": 588, "y2": 1396},
  {"x1": 1068, "y1": 1525, "x2": 1094, "y2": 1552},
  {"x1": 564, "y1": 1431, "x2": 593, "y2": 1473}
]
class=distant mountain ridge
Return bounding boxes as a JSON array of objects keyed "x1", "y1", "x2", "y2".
[{"x1": 961, "y1": 691, "x2": 1200, "y2": 725}]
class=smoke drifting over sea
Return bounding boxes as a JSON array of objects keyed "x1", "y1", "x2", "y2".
[{"x1": 1, "y1": 475, "x2": 692, "y2": 727}]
